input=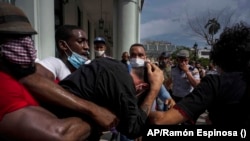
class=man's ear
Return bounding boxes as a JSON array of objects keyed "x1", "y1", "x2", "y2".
[{"x1": 58, "y1": 40, "x2": 68, "y2": 51}]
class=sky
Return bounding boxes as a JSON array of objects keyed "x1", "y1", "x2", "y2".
[{"x1": 140, "y1": 0, "x2": 250, "y2": 48}]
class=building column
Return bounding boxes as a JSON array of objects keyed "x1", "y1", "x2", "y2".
[
  {"x1": 114, "y1": 0, "x2": 140, "y2": 59},
  {"x1": 63, "y1": 1, "x2": 77, "y2": 25},
  {"x1": 15, "y1": 0, "x2": 55, "y2": 59},
  {"x1": 112, "y1": 0, "x2": 118, "y2": 59},
  {"x1": 38, "y1": 0, "x2": 55, "y2": 59},
  {"x1": 89, "y1": 24, "x2": 95, "y2": 60}
]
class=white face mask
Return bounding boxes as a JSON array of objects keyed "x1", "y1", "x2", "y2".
[
  {"x1": 130, "y1": 58, "x2": 145, "y2": 68},
  {"x1": 95, "y1": 50, "x2": 105, "y2": 57}
]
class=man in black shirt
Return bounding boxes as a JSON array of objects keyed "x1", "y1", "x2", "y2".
[
  {"x1": 59, "y1": 57, "x2": 163, "y2": 139},
  {"x1": 149, "y1": 23, "x2": 250, "y2": 126}
]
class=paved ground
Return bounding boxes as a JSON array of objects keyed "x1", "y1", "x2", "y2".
[
  {"x1": 99, "y1": 110, "x2": 210, "y2": 141},
  {"x1": 196, "y1": 110, "x2": 210, "y2": 125},
  {"x1": 99, "y1": 131, "x2": 118, "y2": 141}
]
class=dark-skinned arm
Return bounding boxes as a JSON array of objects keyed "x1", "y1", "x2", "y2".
[
  {"x1": 19, "y1": 63, "x2": 119, "y2": 130},
  {"x1": 0, "y1": 106, "x2": 91, "y2": 141}
]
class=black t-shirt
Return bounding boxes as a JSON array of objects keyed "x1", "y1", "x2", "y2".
[
  {"x1": 176, "y1": 72, "x2": 249, "y2": 125},
  {"x1": 59, "y1": 57, "x2": 147, "y2": 138}
]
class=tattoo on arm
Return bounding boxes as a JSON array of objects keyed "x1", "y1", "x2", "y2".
[{"x1": 141, "y1": 104, "x2": 150, "y2": 115}]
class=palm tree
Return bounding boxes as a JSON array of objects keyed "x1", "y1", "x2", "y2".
[
  {"x1": 205, "y1": 18, "x2": 220, "y2": 35},
  {"x1": 204, "y1": 18, "x2": 221, "y2": 45}
]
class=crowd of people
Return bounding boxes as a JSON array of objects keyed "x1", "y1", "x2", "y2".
[{"x1": 0, "y1": 2, "x2": 249, "y2": 141}]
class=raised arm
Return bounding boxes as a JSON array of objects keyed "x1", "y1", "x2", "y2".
[
  {"x1": 179, "y1": 63, "x2": 200, "y2": 87},
  {"x1": 140, "y1": 63, "x2": 164, "y2": 115}
]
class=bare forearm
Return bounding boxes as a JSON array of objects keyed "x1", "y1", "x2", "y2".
[
  {"x1": 141, "y1": 63, "x2": 164, "y2": 115},
  {"x1": 0, "y1": 106, "x2": 91, "y2": 141},
  {"x1": 20, "y1": 72, "x2": 118, "y2": 130},
  {"x1": 140, "y1": 89, "x2": 159, "y2": 115},
  {"x1": 59, "y1": 117, "x2": 91, "y2": 141},
  {"x1": 19, "y1": 73, "x2": 97, "y2": 116},
  {"x1": 149, "y1": 108, "x2": 187, "y2": 125}
]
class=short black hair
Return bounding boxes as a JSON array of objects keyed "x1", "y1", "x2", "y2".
[
  {"x1": 129, "y1": 43, "x2": 145, "y2": 53},
  {"x1": 210, "y1": 22, "x2": 250, "y2": 72},
  {"x1": 55, "y1": 25, "x2": 83, "y2": 48}
]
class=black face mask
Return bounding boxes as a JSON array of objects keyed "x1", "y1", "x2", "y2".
[{"x1": 3, "y1": 59, "x2": 36, "y2": 79}]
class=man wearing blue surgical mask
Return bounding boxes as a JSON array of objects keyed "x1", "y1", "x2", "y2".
[
  {"x1": 36, "y1": 25, "x2": 91, "y2": 81},
  {"x1": 24, "y1": 25, "x2": 118, "y2": 140},
  {"x1": 21, "y1": 24, "x2": 118, "y2": 140}
]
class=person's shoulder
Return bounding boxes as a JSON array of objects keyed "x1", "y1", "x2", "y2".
[
  {"x1": 220, "y1": 72, "x2": 243, "y2": 81},
  {"x1": 0, "y1": 71, "x2": 20, "y2": 89},
  {"x1": 104, "y1": 54, "x2": 113, "y2": 59},
  {"x1": 36, "y1": 56, "x2": 66, "y2": 76},
  {"x1": 205, "y1": 72, "x2": 241, "y2": 83},
  {"x1": 190, "y1": 66, "x2": 199, "y2": 73},
  {"x1": 92, "y1": 58, "x2": 128, "y2": 72},
  {"x1": 94, "y1": 57, "x2": 119, "y2": 64},
  {"x1": 0, "y1": 71, "x2": 12, "y2": 79},
  {"x1": 37, "y1": 56, "x2": 62, "y2": 64},
  {"x1": 201, "y1": 74, "x2": 220, "y2": 84}
]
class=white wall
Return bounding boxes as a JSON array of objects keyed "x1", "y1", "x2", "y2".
[
  {"x1": 63, "y1": 1, "x2": 78, "y2": 25},
  {"x1": 113, "y1": 0, "x2": 141, "y2": 59},
  {"x1": 15, "y1": 0, "x2": 55, "y2": 59}
]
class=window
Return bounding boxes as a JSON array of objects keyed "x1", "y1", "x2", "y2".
[{"x1": 201, "y1": 51, "x2": 210, "y2": 55}]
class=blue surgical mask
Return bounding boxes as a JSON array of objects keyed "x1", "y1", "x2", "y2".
[
  {"x1": 67, "y1": 52, "x2": 88, "y2": 69},
  {"x1": 64, "y1": 41, "x2": 88, "y2": 69},
  {"x1": 130, "y1": 58, "x2": 145, "y2": 68}
]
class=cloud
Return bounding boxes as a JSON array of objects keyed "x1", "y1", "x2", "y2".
[
  {"x1": 141, "y1": 19, "x2": 182, "y2": 39},
  {"x1": 141, "y1": 0, "x2": 250, "y2": 47}
]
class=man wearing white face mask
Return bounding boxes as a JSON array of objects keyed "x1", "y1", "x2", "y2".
[
  {"x1": 129, "y1": 43, "x2": 176, "y2": 111},
  {"x1": 94, "y1": 37, "x2": 111, "y2": 58}
]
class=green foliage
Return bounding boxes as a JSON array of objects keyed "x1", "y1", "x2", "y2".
[{"x1": 195, "y1": 58, "x2": 210, "y2": 68}]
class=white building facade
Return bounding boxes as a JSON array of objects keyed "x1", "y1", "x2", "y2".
[
  {"x1": 1, "y1": 0, "x2": 144, "y2": 60},
  {"x1": 197, "y1": 48, "x2": 211, "y2": 59}
]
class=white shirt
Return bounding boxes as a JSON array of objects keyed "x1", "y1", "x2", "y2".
[
  {"x1": 37, "y1": 57, "x2": 71, "y2": 80},
  {"x1": 171, "y1": 65, "x2": 200, "y2": 97}
]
